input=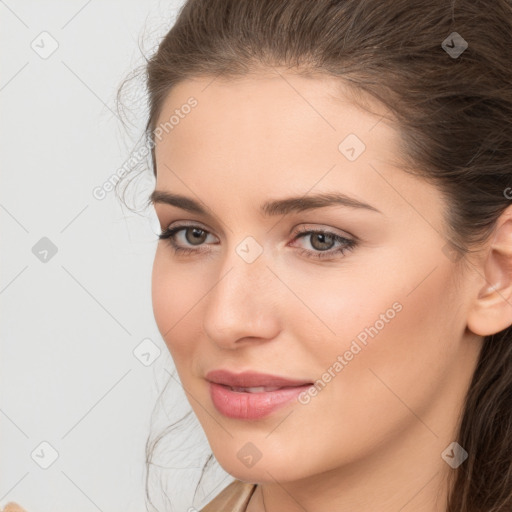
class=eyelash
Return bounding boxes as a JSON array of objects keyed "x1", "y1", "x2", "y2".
[{"x1": 158, "y1": 224, "x2": 357, "y2": 260}]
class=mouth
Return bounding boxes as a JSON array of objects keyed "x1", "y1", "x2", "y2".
[
  {"x1": 208, "y1": 382, "x2": 314, "y2": 420},
  {"x1": 205, "y1": 372, "x2": 314, "y2": 420},
  {"x1": 223, "y1": 385, "x2": 306, "y2": 393}
]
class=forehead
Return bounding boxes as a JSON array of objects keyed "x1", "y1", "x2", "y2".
[
  {"x1": 155, "y1": 73, "x2": 394, "y2": 178},
  {"x1": 152, "y1": 72, "x2": 445, "y2": 233},
  {"x1": 154, "y1": 71, "x2": 392, "y2": 150}
]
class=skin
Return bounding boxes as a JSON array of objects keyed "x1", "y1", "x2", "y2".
[{"x1": 150, "y1": 69, "x2": 512, "y2": 512}]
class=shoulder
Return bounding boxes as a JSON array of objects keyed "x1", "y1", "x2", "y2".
[{"x1": 199, "y1": 479, "x2": 257, "y2": 512}]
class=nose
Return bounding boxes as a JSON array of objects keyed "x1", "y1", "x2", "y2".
[{"x1": 202, "y1": 246, "x2": 281, "y2": 349}]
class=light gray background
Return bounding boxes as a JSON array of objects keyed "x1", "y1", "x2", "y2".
[{"x1": 1, "y1": 1, "x2": 231, "y2": 510}]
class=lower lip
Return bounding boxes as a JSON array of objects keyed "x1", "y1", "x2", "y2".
[{"x1": 209, "y1": 382, "x2": 313, "y2": 420}]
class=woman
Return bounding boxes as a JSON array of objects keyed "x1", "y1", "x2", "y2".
[{"x1": 141, "y1": 0, "x2": 512, "y2": 511}]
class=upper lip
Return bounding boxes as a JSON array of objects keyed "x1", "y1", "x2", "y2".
[{"x1": 205, "y1": 369, "x2": 313, "y2": 388}]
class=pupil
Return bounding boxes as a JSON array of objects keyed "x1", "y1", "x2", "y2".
[
  {"x1": 312, "y1": 233, "x2": 334, "y2": 251},
  {"x1": 186, "y1": 228, "x2": 206, "y2": 245}
]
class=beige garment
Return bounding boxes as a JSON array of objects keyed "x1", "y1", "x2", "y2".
[
  {"x1": 0, "y1": 481, "x2": 256, "y2": 512},
  {"x1": 200, "y1": 480, "x2": 258, "y2": 512}
]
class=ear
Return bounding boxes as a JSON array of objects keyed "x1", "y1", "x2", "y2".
[{"x1": 467, "y1": 205, "x2": 512, "y2": 336}]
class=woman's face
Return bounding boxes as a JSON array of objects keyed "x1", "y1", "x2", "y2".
[{"x1": 150, "y1": 71, "x2": 483, "y2": 484}]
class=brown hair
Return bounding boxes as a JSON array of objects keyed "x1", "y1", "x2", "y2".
[{"x1": 132, "y1": 0, "x2": 512, "y2": 510}]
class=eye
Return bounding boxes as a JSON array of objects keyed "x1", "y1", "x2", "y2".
[
  {"x1": 158, "y1": 224, "x2": 218, "y2": 255},
  {"x1": 289, "y1": 227, "x2": 357, "y2": 260},
  {"x1": 157, "y1": 224, "x2": 357, "y2": 260}
]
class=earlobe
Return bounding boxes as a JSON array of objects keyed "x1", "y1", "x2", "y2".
[{"x1": 466, "y1": 207, "x2": 512, "y2": 337}]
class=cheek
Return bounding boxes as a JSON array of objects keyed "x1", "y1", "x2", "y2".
[
  {"x1": 305, "y1": 245, "x2": 457, "y2": 365},
  {"x1": 301, "y1": 257, "x2": 461, "y2": 428},
  {"x1": 265, "y1": 263, "x2": 462, "y2": 473},
  {"x1": 273, "y1": 248, "x2": 408, "y2": 357},
  {"x1": 151, "y1": 250, "x2": 202, "y2": 356},
  {"x1": 284, "y1": 241, "x2": 460, "y2": 399}
]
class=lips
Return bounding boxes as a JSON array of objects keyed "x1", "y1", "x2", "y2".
[
  {"x1": 205, "y1": 369, "x2": 313, "y2": 389},
  {"x1": 205, "y1": 369, "x2": 314, "y2": 419}
]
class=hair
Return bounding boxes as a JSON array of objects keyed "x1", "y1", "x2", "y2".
[{"x1": 124, "y1": 0, "x2": 512, "y2": 510}]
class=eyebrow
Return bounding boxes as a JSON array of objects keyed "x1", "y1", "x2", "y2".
[{"x1": 149, "y1": 190, "x2": 382, "y2": 217}]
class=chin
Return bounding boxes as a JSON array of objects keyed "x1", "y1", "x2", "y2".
[{"x1": 210, "y1": 445, "x2": 308, "y2": 484}]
